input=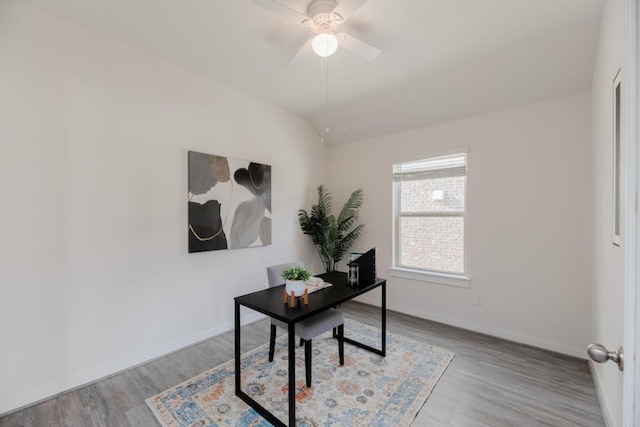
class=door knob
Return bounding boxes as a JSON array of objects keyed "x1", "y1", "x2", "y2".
[{"x1": 587, "y1": 343, "x2": 624, "y2": 371}]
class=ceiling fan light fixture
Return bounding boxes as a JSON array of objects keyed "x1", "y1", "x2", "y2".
[{"x1": 312, "y1": 32, "x2": 339, "y2": 57}]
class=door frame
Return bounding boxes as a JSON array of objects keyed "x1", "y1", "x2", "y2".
[{"x1": 625, "y1": 0, "x2": 638, "y2": 425}]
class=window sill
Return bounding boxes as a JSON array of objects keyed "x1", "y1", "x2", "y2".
[{"x1": 389, "y1": 267, "x2": 470, "y2": 288}]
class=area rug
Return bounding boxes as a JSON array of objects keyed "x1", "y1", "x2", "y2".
[{"x1": 146, "y1": 319, "x2": 454, "y2": 426}]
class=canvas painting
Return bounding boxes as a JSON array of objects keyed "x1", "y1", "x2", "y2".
[{"x1": 188, "y1": 151, "x2": 271, "y2": 253}]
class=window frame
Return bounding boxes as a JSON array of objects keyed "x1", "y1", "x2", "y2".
[{"x1": 390, "y1": 148, "x2": 470, "y2": 287}]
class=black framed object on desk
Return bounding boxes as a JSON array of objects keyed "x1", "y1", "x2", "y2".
[{"x1": 348, "y1": 248, "x2": 376, "y2": 286}]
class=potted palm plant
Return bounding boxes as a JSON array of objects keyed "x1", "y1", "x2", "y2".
[
  {"x1": 298, "y1": 185, "x2": 364, "y2": 273},
  {"x1": 281, "y1": 265, "x2": 313, "y2": 296}
]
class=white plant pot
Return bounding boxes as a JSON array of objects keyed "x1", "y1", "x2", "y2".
[{"x1": 285, "y1": 279, "x2": 305, "y2": 297}]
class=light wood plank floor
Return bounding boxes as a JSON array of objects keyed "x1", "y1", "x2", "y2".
[{"x1": 0, "y1": 302, "x2": 604, "y2": 426}]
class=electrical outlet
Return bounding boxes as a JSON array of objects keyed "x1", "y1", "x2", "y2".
[{"x1": 475, "y1": 294, "x2": 483, "y2": 306}]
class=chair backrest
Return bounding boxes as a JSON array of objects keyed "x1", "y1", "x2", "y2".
[{"x1": 267, "y1": 261, "x2": 304, "y2": 288}]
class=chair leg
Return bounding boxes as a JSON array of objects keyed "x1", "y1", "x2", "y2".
[
  {"x1": 268, "y1": 324, "x2": 276, "y2": 362},
  {"x1": 304, "y1": 340, "x2": 312, "y2": 388},
  {"x1": 338, "y1": 324, "x2": 344, "y2": 365},
  {"x1": 299, "y1": 338, "x2": 304, "y2": 347}
]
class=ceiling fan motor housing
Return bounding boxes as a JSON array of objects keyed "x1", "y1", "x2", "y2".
[{"x1": 307, "y1": 0, "x2": 343, "y2": 33}]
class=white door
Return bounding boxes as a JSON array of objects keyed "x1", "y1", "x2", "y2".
[
  {"x1": 621, "y1": 1, "x2": 637, "y2": 423},
  {"x1": 588, "y1": 1, "x2": 638, "y2": 425},
  {"x1": 627, "y1": 2, "x2": 639, "y2": 423}
]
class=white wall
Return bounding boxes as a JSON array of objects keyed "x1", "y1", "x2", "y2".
[
  {"x1": 0, "y1": 0, "x2": 326, "y2": 414},
  {"x1": 591, "y1": 0, "x2": 627, "y2": 424},
  {"x1": 327, "y1": 92, "x2": 593, "y2": 358}
]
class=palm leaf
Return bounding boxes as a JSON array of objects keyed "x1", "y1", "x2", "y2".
[
  {"x1": 298, "y1": 210, "x2": 324, "y2": 246},
  {"x1": 316, "y1": 185, "x2": 333, "y2": 217},
  {"x1": 334, "y1": 224, "x2": 364, "y2": 263},
  {"x1": 337, "y1": 189, "x2": 363, "y2": 232}
]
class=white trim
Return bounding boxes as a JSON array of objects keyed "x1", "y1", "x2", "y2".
[
  {"x1": 399, "y1": 211, "x2": 464, "y2": 218},
  {"x1": 389, "y1": 267, "x2": 470, "y2": 288},
  {"x1": 625, "y1": 0, "x2": 639, "y2": 424},
  {"x1": 614, "y1": 67, "x2": 623, "y2": 247},
  {"x1": 0, "y1": 311, "x2": 266, "y2": 416},
  {"x1": 353, "y1": 298, "x2": 586, "y2": 358},
  {"x1": 589, "y1": 360, "x2": 615, "y2": 427}
]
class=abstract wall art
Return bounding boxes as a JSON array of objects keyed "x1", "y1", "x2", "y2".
[{"x1": 188, "y1": 151, "x2": 271, "y2": 253}]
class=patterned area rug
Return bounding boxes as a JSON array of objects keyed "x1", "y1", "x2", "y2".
[{"x1": 146, "y1": 319, "x2": 454, "y2": 426}]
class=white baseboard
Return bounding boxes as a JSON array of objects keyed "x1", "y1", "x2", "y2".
[
  {"x1": 356, "y1": 295, "x2": 587, "y2": 359},
  {"x1": 588, "y1": 360, "x2": 613, "y2": 427},
  {"x1": 0, "y1": 311, "x2": 266, "y2": 416}
]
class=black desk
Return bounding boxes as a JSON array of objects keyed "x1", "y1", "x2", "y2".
[{"x1": 234, "y1": 271, "x2": 386, "y2": 427}]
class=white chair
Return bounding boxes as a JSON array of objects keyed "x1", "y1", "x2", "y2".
[{"x1": 266, "y1": 262, "x2": 344, "y2": 387}]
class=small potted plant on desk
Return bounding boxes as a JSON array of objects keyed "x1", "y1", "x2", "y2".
[
  {"x1": 281, "y1": 267, "x2": 313, "y2": 307},
  {"x1": 281, "y1": 266, "x2": 313, "y2": 306}
]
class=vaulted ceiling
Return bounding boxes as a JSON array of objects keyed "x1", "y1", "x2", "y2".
[{"x1": 21, "y1": 0, "x2": 604, "y2": 145}]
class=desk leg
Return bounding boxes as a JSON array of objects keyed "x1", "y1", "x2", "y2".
[
  {"x1": 288, "y1": 322, "x2": 296, "y2": 426},
  {"x1": 234, "y1": 302, "x2": 241, "y2": 394},
  {"x1": 333, "y1": 284, "x2": 386, "y2": 357},
  {"x1": 381, "y1": 281, "x2": 386, "y2": 357}
]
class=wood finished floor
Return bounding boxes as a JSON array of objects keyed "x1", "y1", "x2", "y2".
[{"x1": 0, "y1": 302, "x2": 604, "y2": 427}]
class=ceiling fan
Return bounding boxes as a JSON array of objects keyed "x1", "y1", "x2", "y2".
[{"x1": 252, "y1": 0, "x2": 381, "y2": 62}]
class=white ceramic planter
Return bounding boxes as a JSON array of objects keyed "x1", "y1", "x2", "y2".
[{"x1": 285, "y1": 279, "x2": 305, "y2": 297}]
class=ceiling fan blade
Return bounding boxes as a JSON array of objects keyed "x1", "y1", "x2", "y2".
[
  {"x1": 251, "y1": 0, "x2": 309, "y2": 25},
  {"x1": 286, "y1": 39, "x2": 312, "y2": 65},
  {"x1": 338, "y1": 32, "x2": 380, "y2": 61},
  {"x1": 332, "y1": 0, "x2": 369, "y2": 22}
]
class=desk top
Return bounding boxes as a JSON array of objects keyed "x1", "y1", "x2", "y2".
[{"x1": 234, "y1": 271, "x2": 385, "y2": 324}]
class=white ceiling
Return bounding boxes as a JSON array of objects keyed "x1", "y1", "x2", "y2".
[{"x1": 21, "y1": 0, "x2": 604, "y2": 145}]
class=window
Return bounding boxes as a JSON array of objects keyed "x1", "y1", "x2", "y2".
[{"x1": 392, "y1": 151, "x2": 468, "y2": 285}]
